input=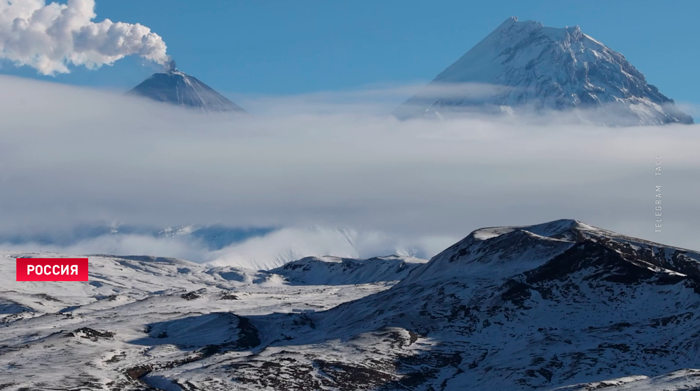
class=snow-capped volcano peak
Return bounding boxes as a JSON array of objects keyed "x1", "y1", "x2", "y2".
[
  {"x1": 398, "y1": 17, "x2": 693, "y2": 125},
  {"x1": 127, "y1": 65, "x2": 247, "y2": 113}
]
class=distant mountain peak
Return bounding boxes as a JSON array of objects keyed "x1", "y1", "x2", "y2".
[
  {"x1": 127, "y1": 67, "x2": 246, "y2": 113},
  {"x1": 398, "y1": 17, "x2": 693, "y2": 125}
]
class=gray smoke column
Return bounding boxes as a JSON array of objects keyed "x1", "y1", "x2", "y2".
[{"x1": 0, "y1": 0, "x2": 170, "y2": 75}]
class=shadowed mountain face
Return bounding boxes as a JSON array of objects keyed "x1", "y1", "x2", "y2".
[
  {"x1": 127, "y1": 66, "x2": 246, "y2": 113},
  {"x1": 2, "y1": 220, "x2": 700, "y2": 390},
  {"x1": 296, "y1": 220, "x2": 700, "y2": 390},
  {"x1": 397, "y1": 17, "x2": 694, "y2": 126}
]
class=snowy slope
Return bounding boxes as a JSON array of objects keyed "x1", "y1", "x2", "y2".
[
  {"x1": 127, "y1": 63, "x2": 246, "y2": 113},
  {"x1": 2, "y1": 220, "x2": 700, "y2": 390},
  {"x1": 296, "y1": 219, "x2": 700, "y2": 390},
  {"x1": 552, "y1": 369, "x2": 700, "y2": 391},
  {"x1": 0, "y1": 252, "x2": 407, "y2": 390},
  {"x1": 398, "y1": 17, "x2": 694, "y2": 125}
]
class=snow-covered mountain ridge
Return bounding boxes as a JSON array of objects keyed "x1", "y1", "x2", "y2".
[
  {"x1": 2, "y1": 219, "x2": 700, "y2": 390},
  {"x1": 398, "y1": 17, "x2": 694, "y2": 126},
  {"x1": 269, "y1": 255, "x2": 427, "y2": 285}
]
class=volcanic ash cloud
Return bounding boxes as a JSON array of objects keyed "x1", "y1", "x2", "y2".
[{"x1": 0, "y1": 0, "x2": 170, "y2": 75}]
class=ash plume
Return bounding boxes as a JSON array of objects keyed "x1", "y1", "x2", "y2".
[
  {"x1": 0, "y1": 0, "x2": 170, "y2": 75},
  {"x1": 165, "y1": 59, "x2": 177, "y2": 72}
]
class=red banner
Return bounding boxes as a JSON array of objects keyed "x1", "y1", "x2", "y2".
[{"x1": 16, "y1": 258, "x2": 89, "y2": 281}]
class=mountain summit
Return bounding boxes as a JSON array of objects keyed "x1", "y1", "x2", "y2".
[
  {"x1": 398, "y1": 17, "x2": 693, "y2": 125},
  {"x1": 127, "y1": 62, "x2": 246, "y2": 113}
]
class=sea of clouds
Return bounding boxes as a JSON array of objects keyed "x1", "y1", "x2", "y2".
[{"x1": 0, "y1": 73, "x2": 698, "y2": 268}]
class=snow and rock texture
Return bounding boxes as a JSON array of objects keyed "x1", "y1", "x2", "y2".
[
  {"x1": 397, "y1": 17, "x2": 694, "y2": 126},
  {"x1": 552, "y1": 369, "x2": 700, "y2": 390},
  {"x1": 269, "y1": 255, "x2": 427, "y2": 285},
  {"x1": 2, "y1": 219, "x2": 700, "y2": 390},
  {"x1": 127, "y1": 62, "x2": 246, "y2": 113},
  {"x1": 0, "y1": 252, "x2": 415, "y2": 390}
]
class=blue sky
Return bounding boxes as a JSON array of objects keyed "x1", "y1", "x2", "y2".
[{"x1": 3, "y1": 0, "x2": 699, "y2": 105}]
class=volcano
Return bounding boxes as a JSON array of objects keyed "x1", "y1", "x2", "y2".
[
  {"x1": 127, "y1": 62, "x2": 246, "y2": 113},
  {"x1": 397, "y1": 17, "x2": 693, "y2": 125}
]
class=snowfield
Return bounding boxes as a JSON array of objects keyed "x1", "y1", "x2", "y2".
[{"x1": 2, "y1": 219, "x2": 700, "y2": 390}]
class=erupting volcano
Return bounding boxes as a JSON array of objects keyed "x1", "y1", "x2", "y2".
[{"x1": 127, "y1": 61, "x2": 247, "y2": 113}]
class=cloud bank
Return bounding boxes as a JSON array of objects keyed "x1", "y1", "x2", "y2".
[
  {"x1": 0, "y1": 0, "x2": 169, "y2": 75},
  {"x1": 1, "y1": 226, "x2": 456, "y2": 270},
  {"x1": 1, "y1": 75, "x2": 699, "y2": 267}
]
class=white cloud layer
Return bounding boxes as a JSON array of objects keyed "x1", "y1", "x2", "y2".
[
  {"x1": 2, "y1": 226, "x2": 457, "y2": 270},
  {"x1": 205, "y1": 227, "x2": 457, "y2": 270},
  {"x1": 1, "y1": 75, "x2": 699, "y2": 267},
  {"x1": 0, "y1": 0, "x2": 169, "y2": 75}
]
